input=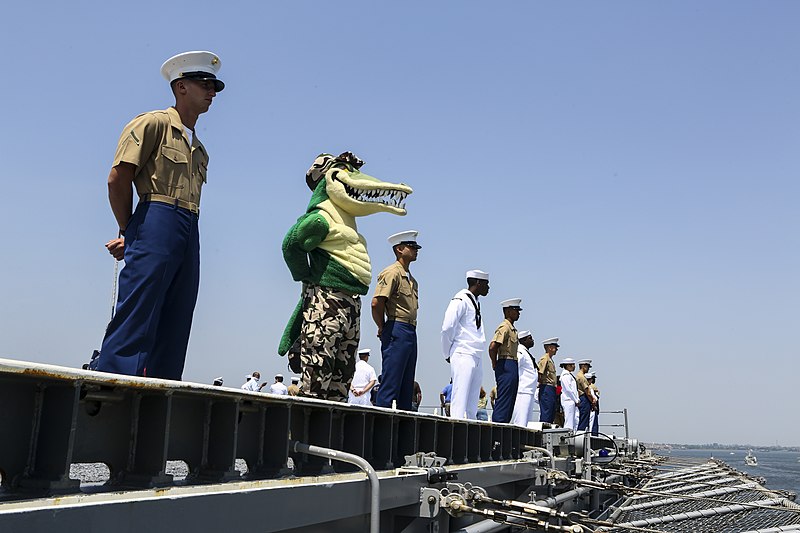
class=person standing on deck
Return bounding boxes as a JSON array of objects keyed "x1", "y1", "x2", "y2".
[
  {"x1": 412, "y1": 381, "x2": 422, "y2": 412},
  {"x1": 511, "y1": 331, "x2": 539, "y2": 427},
  {"x1": 372, "y1": 231, "x2": 421, "y2": 410},
  {"x1": 488, "y1": 299, "x2": 522, "y2": 423},
  {"x1": 576, "y1": 359, "x2": 596, "y2": 431},
  {"x1": 241, "y1": 371, "x2": 264, "y2": 392},
  {"x1": 588, "y1": 372, "x2": 600, "y2": 435},
  {"x1": 97, "y1": 51, "x2": 224, "y2": 380},
  {"x1": 441, "y1": 269, "x2": 490, "y2": 419},
  {"x1": 559, "y1": 358, "x2": 579, "y2": 430},
  {"x1": 537, "y1": 338, "x2": 559, "y2": 423},
  {"x1": 269, "y1": 374, "x2": 289, "y2": 395},
  {"x1": 349, "y1": 349, "x2": 378, "y2": 406},
  {"x1": 476, "y1": 387, "x2": 489, "y2": 421},
  {"x1": 287, "y1": 376, "x2": 301, "y2": 396}
]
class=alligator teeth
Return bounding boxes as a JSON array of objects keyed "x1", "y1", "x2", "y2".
[{"x1": 342, "y1": 184, "x2": 408, "y2": 208}]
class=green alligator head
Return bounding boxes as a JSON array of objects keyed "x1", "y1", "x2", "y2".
[{"x1": 305, "y1": 152, "x2": 412, "y2": 216}]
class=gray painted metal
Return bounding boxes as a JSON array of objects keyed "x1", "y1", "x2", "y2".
[
  {"x1": 291, "y1": 440, "x2": 380, "y2": 533},
  {"x1": 0, "y1": 357, "x2": 544, "y2": 497},
  {"x1": 0, "y1": 461, "x2": 539, "y2": 532}
]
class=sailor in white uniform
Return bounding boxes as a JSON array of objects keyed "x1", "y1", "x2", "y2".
[
  {"x1": 511, "y1": 331, "x2": 539, "y2": 428},
  {"x1": 441, "y1": 269, "x2": 490, "y2": 419},
  {"x1": 269, "y1": 374, "x2": 289, "y2": 395},
  {"x1": 349, "y1": 349, "x2": 378, "y2": 406},
  {"x1": 241, "y1": 371, "x2": 262, "y2": 392},
  {"x1": 559, "y1": 358, "x2": 579, "y2": 430}
]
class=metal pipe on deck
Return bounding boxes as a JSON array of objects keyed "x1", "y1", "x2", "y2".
[
  {"x1": 453, "y1": 519, "x2": 510, "y2": 533},
  {"x1": 523, "y1": 445, "x2": 556, "y2": 469},
  {"x1": 291, "y1": 441, "x2": 380, "y2": 533},
  {"x1": 534, "y1": 475, "x2": 622, "y2": 508}
]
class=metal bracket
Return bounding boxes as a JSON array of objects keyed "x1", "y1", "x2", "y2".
[
  {"x1": 404, "y1": 452, "x2": 447, "y2": 468},
  {"x1": 419, "y1": 487, "x2": 441, "y2": 518}
]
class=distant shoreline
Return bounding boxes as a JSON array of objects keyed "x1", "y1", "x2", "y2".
[{"x1": 647, "y1": 443, "x2": 800, "y2": 452}]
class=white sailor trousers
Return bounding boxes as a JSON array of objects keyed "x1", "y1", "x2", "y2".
[
  {"x1": 348, "y1": 392, "x2": 373, "y2": 406},
  {"x1": 449, "y1": 351, "x2": 482, "y2": 420},
  {"x1": 511, "y1": 393, "x2": 538, "y2": 428},
  {"x1": 561, "y1": 399, "x2": 578, "y2": 430}
]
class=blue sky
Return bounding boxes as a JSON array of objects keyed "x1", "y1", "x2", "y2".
[{"x1": 1, "y1": 1, "x2": 798, "y2": 446}]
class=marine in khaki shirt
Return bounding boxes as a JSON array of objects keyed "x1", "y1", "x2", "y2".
[
  {"x1": 372, "y1": 230, "x2": 422, "y2": 410},
  {"x1": 373, "y1": 261, "x2": 419, "y2": 326},
  {"x1": 576, "y1": 360, "x2": 596, "y2": 405},
  {"x1": 576, "y1": 369, "x2": 590, "y2": 397},
  {"x1": 488, "y1": 298, "x2": 522, "y2": 423},
  {"x1": 537, "y1": 340, "x2": 559, "y2": 387},
  {"x1": 490, "y1": 319, "x2": 519, "y2": 362},
  {"x1": 113, "y1": 106, "x2": 209, "y2": 207},
  {"x1": 537, "y1": 337, "x2": 560, "y2": 424},
  {"x1": 95, "y1": 51, "x2": 224, "y2": 382}
]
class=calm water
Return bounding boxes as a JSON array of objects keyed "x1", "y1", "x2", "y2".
[{"x1": 663, "y1": 448, "x2": 800, "y2": 495}]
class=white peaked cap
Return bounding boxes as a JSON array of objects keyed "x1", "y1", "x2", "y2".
[
  {"x1": 388, "y1": 230, "x2": 419, "y2": 246},
  {"x1": 543, "y1": 337, "x2": 560, "y2": 346},
  {"x1": 358, "y1": 348, "x2": 371, "y2": 355},
  {"x1": 560, "y1": 357, "x2": 576, "y2": 365},
  {"x1": 500, "y1": 298, "x2": 523, "y2": 309},
  {"x1": 291, "y1": 376, "x2": 300, "y2": 383},
  {"x1": 585, "y1": 372, "x2": 595, "y2": 379},
  {"x1": 518, "y1": 330, "x2": 532, "y2": 339},
  {"x1": 275, "y1": 374, "x2": 283, "y2": 379},
  {"x1": 577, "y1": 359, "x2": 592, "y2": 366},
  {"x1": 466, "y1": 269, "x2": 489, "y2": 280},
  {"x1": 160, "y1": 51, "x2": 224, "y2": 90}
]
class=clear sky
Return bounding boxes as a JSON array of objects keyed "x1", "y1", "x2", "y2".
[{"x1": 1, "y1": 1, "x2": 797, "y2": 447}]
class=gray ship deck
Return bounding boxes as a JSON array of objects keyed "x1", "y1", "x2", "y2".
[{"x1": 2, "y1": 358, "x2": 799, "y2": 532}]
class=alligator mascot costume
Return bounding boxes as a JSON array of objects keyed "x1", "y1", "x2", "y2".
[{"x1": 279, "y1": 152, "x2": 412, "y2": 401}]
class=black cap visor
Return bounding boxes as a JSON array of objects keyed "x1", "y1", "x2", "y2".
[{"x1": 180, "y1": 71, "x2": 225, "y2": 92}]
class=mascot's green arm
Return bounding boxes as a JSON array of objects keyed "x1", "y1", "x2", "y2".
[
  {"x1": 283, "y1": 212, "x2": 330, "y2": 280},
  {"x1": 278, "y1": 212, "x2": 330, "y2": 356}
]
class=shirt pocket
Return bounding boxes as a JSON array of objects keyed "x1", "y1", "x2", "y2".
[
  {"x1": 398, "y1": 280, "x2": 415, "y2": 300},
  {"x1": 157, "y1": 145, "x2": 190, "y2": 195}
]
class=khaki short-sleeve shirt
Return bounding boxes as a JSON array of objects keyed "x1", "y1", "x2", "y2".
[
  {"x1": 374, "y1": 261, "x2": 418, "y2": 326},
  {"x1": 537, "y1": 354, "x2": 557, "y2": 386},
  {"x1": 491, "y1": 319, "x2": 518, "y2": 360},
  {"x1": 113, "y1": 107, "x2": 209, "y2": 205},
  {"x1": 576, "y1": 370, "x2": 590, "y2": 397}
]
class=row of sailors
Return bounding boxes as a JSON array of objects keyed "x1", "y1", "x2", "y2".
[
  {"x1": 239, "y1": 260, "x2": 602, "y2": 432},
  {"x1": 236, "y1": 354, "x2": 600, "y2": 433},
  {"x1": 240, "y1": 371, "x2": 300, "y2": 396},
  {"x1": 237, "y1": 355, "x2": 378, "y2": 404},
  {"x1": 441, "y1": 270, "x2": 601, "y2": 433}
]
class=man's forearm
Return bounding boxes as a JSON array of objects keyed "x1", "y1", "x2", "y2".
[
  {"x1": 371, "y1": 297, "x2": 386, "y2": 329},
  {"x1": 108, "y1": 164, "x2": 135, "y2": 231},
  {"x1": 488, "y1": 342, "x2": 499, "y2": 366}
]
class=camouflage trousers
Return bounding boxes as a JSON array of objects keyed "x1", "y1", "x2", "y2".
[{"x1": 299, "y1": 284, "x2": 361, "y2": 402}]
